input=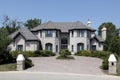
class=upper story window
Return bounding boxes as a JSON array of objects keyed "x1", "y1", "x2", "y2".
[
  {"x1": 71, "y1": 31, "x2": 74, "y2": 37},
  {"x1": 40, "y1": 31, "x2": 42, "y2": 37},
  {"x1": 77, "y1": 30, "x2": 84, "y2": 37},
  {"x1": 45, "y1": 30, "x2": 53, "y2": 37},
  {"x1": 87, "y1": 31, "x2": 90, "y2": 38},
  {"x1": 56, "y1": 31, "x2": 58, "y2": 37}
]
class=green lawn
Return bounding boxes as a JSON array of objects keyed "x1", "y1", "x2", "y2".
[{"x1": 0, "y1": 63, "x2": 16, "y2": 71}]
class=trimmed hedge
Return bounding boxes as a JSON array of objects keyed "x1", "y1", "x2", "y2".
[
  {"x1": 10, "y1": 50, "x2": 56, "y2": 57},
  {"x1": 75, "y1": 50, "x2": 111, "y2": 59},
  {"x1": 75, "y1": 50, "x2": 112, "y2": 70},
  {"x1": 57, "y1": 49, "x2": 74, "y2": 59}
]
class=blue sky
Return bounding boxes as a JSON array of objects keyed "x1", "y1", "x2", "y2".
[{"x1": 0, "y1": 0, "x2": 120, "y2": 29}]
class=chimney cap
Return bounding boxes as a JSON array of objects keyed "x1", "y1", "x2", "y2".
[
  {"x1": 102, "y1": 26, "x2": 107, "y2": 30},
  {"x1": 87, "y1": 19, "x2": 91, "y2": 23}
]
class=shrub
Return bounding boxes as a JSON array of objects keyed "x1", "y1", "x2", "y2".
[
  {"x1": 101, "y1": 58, "x2": 109, "y2": 70},
  {"x1": 10, "y1": 51, "x2": 19, "y2": 60},
  {"x1": 23, "y1": 51, "x2": 35, "y2": 57},
  {"x1": 0, "y1": 49, "x2": 13, "y2": 64},
  {"x1": 10, "y1": 51, "x2": 34, "y2": 69},
  {"x1": 40, "y1": 50, "x2": 55, "y2": 57},
  {"x1": 75, "y1": 50, "x2": 111, "y2": 59},
  {"x1": 25, "y1": 58, "x2": 34, "y2": 69},
  {"x1": 59, "y1": 49, "x2": 71, "y2": 57},
  {"x1": 34, "y1": 50, "x2": 41, "y2": 57},
  {"x1": 57, "y1": 49, "x2": 74, "y2": 59},
  {"x1": 10, "y1": 50, "x2": 56, "y2": 57}
]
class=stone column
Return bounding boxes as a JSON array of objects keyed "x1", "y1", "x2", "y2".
[
  {"x1": 16, "y1": 54, "x2": 25, "y2": 71},
  {"x1": 108, "y1": 54, "x2": 117, "y2": 74}
]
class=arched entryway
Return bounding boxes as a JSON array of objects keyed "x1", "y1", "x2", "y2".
[
  {"x1": 45, "y1": 43, "x2": 53, "y2": 51},
  {"x1": 77, "y1": 43, "x2": 84, "y2": 51}
]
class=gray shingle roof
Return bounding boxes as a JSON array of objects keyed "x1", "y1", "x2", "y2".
[
  {"x1": 94, "y1": 35, "x2": 104, "y2": 42},
  {"x1": 31, "y1": 21, "x2": 95, "y2": 32},
  {"x1": 9, "y1": 27, "x2": 39, "y2": 41}
]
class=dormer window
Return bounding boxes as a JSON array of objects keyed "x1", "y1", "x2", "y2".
[{"x1": 45, "y1": 30, "x2": 53, "y2": 37}]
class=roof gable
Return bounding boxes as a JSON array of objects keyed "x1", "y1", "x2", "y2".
[
  {"x1": 93, "y1": 35, "x2": 104, "y2": 42},
  {"x1": 9, "y1": 27, "x2": 39, "y2": 41}
]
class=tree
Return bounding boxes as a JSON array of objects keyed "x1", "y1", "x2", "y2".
[
  {"x1": 98, "y1": 22, "x2": 118, "y2": 51},
  {"x1": 110, "y1": 36, "x2": 120, "y2": 55},
  {"x1": 24, "y1": 18, "x2": 41, "y2": 29},
  {"x1": 2, "y1": 15, "x2": 22, "y2": 34},
  {"x1": 0, "y1": 28, "x2": 10, "y2": 49},
  {"x1": 0, "y1": 28, "x2": 13, "y2": 64}
]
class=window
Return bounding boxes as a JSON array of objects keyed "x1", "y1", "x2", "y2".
[
  {"x1": 71, "y1": 31, "x2": 74, "y2": 37},
  {"x1": 40, "y1": 31, "x2": 42, "y2": 37},
  {"x1": 45, "y1": 30, "x2": 53, "y2": 37},
  {"x1": 87, "y1": 31, "x2": 90, "y2": 38},
  {"x1": 77, "y1": 30, "x2": 84, "y2": 37},
  {"x1": 77, "y1": 43, "x2": 84, "y2": 51},
  {"x1": 92, "y1": 45, "x2": 96, "y2": 51},
  {"x1": 45, "y1": 43, "x2": 53, "y2": 51},
  {"x1": 56, "y1": 45, "x2": 58, "y2": 52},
  {"x1": 56, "y1": 31, "x2": 58, "y2": 37},
  {"x1": 71, "y1": 45, "x2": 74, "y2": 52},
  {"x1": 17, "y1": 45, "x2": 23, "y2": 51}
]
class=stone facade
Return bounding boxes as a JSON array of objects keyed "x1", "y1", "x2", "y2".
[{"x1": 9, "y1": 21, "x2": 106, "y2": 54}]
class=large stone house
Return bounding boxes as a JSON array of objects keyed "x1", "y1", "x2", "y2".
[{"x1": 9, "y1": 20, "x2": 106, "y2": 54}]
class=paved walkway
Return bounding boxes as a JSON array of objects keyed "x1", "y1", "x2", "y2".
[{"x1": 26, "y1": 56, "x2": 105, "y2": 75}]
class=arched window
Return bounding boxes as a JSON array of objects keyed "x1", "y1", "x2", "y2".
[
  {"x1": 45, "y1": 43, "x2": 53, "y2": 51},
  {"x1": 77, "y1": 43, "x2": 84, "y2": 51}
]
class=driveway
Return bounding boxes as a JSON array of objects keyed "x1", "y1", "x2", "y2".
[{"x1": 26, "y1": 56, "x2": 105, "y2": 75}]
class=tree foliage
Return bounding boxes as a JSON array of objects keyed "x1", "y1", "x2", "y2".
[
  {"x1": 24, "y1": 18, "x2": 41, "y2": 29},
  {"x1": 0, "y1": 28, "x2": 11, "y2": 49},
  {"x1": 0, "y1": 28, "x2": 13, "y2": 64},
  {"x1": 2, "y1": 15, "x2": 22, "y2": 34},
  {"x1": 98, "y1": 22, "x2": 120, "y2": 55}
]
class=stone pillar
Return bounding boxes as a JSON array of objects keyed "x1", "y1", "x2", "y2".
[
  {"x1": 16, "y1": 54, "x2": 25, "y2": 71},
  {"x1": 108, "y1": 54, "x2": 117, "y2": 74}
]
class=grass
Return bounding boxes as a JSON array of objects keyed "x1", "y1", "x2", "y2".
[{"x1": 0, "y1": 63, "x2": 16, "y2": 71}]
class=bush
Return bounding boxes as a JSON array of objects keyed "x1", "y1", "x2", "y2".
[
  {"x1": 0, "y1": 49, "x2": 13, "y2": 64},
  {"x1": 57, "y1": 49, "x2": 74, "y2": 59},
  {"x1": 10, "y1": 51, "x2": 34, "y2": 69},
  {"x1": 75, "y1": 50, "x2": 111, "y2": 59},
  {"x1": 23, "y1": 51, "x2": 35, "y2": 57},
  {"x1": 10, "y1": 51, "x2": 20, "y2": 59},
  {"x1": 40, "y1": 50, "x2": 55, "y2": 57},
  {"x1": 10, "y1": 50, "x2": 56, "y2": 57},
  {"x1": 25, "y1": 58, "x2": 34, "y2": 69},
  {"x1": 101, "y1": 58, "x2": 109, "y2": 70}
]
